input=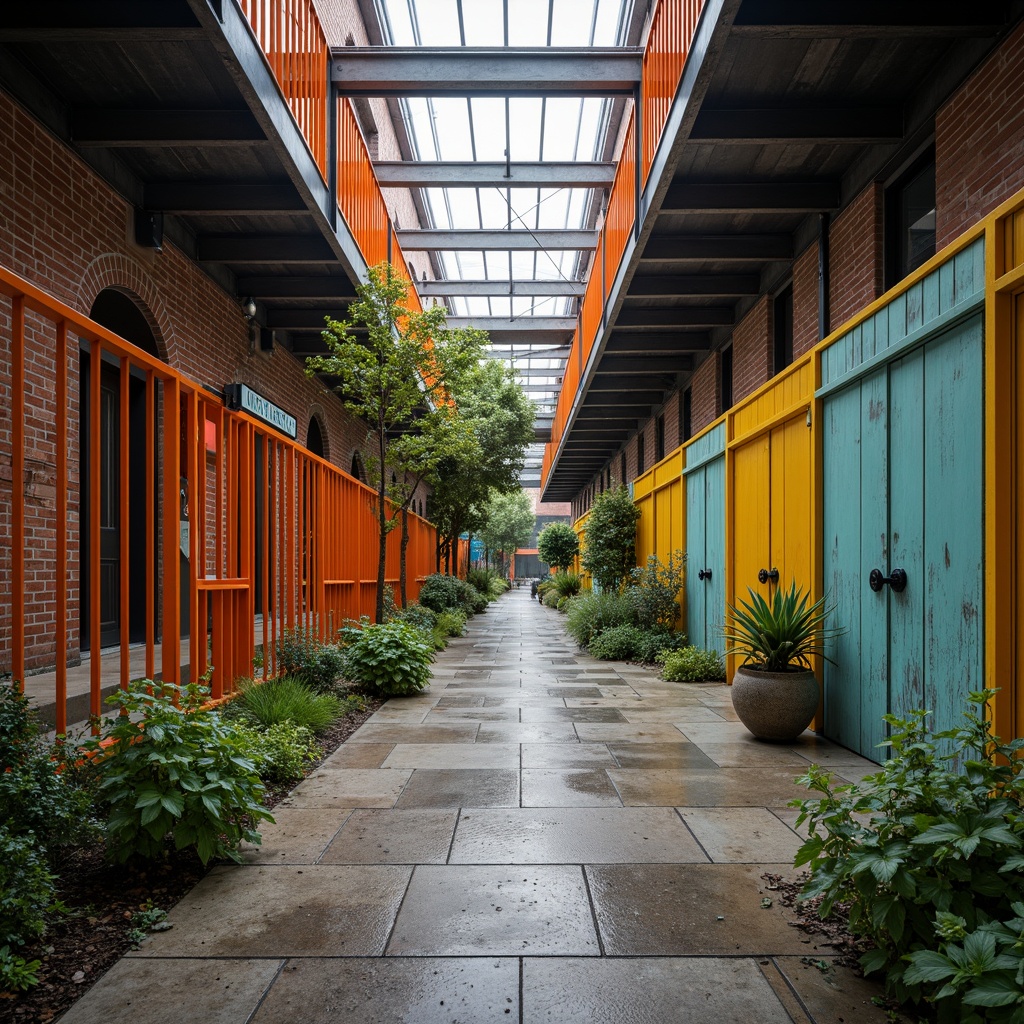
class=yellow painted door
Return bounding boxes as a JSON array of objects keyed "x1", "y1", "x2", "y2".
[
  {"x1": 769, "y1": 413, "x2": 813, "y2": 595},
  {"x1": 732, "y1": 434, "x2": 771, "y2": 605}
]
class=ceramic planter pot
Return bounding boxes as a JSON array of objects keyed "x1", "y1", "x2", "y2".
[{"x1": 730, "y1": 665, "x2": 820, "y2": 741}]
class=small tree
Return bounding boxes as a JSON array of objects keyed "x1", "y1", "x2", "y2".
[
  {"x1": 537, "y1": 521, "x2": 579, "y2": 573},
  {"x1": 478, "y1": 489, "x2": 535, "y2": 577},
  {"x1": 306, "y1": 263, "x2": 485, "y2": 622},
  {"x1": 581, "y1": 484, "x2": 640, "y2": 591}
]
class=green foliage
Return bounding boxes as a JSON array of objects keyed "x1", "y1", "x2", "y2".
[
  {"x1": 634, "y1": 629, "x2": 687, "y2": 665},
  {"x1": 0, "y1": 945, "x2": 42, "y2": 992},
  {"x1": 231, "y1": 721, "x2": 322, "y2": 787},
  {"x1": 0, "y1": 686, "x2": 99, "y2": 869},
  {"x1": 563, "y1": 591, "x2": 637, "y2": 647},
  {"x1": 436, "y1": 609, "x2": 467, "y2": 638},
  {"x1": 394, "y1": 602, "x2": 438, "y2": 630},
  {"x1": 551, "y1": 571, "x2": 585, "y2": 599},
  {"x1": 478, "y1": 489, "x2": 535, "y2": 576},
  {"x1": 228, "y1": 676, "x2": 344, "y2": 733},
  {"x1": 792, "y1": 691, "x2": 1024, "y2": 1021},
  {"x1": 661, "y1": 646, "x2": 725, "y2": 682},
  {"x1": 418, "y1": 573, "x2": 478, "y2": 614},
  {"x1": 537, "y1": 521, "x2": 580, "y2": 572},
  {"x1": 342, "y1": 621, "x2": 434, "y2": 697},
  {"x1": 626, "y1": 551, "x2": 686, "y2": 631},
  {"x1": 724, "y1": 582, "x2": 843, "y2": 672},
  {"x1": 542, "y1": 588, "x2": 561, "y2": 609},
  {"x1": 587, "y1": 624, "x2": 647, "y2": 660},
  {"x1": 126, "y1": 901, "x2": 169, "y2": 949},
  {"x1": 274, "y1": 627, "x2": 347, "y2": 692},
  {"x1": 87, "y1": 682, "x2": 273, "y2": 865},
  {"x1": 0, "y1": 827, "x2": 60, "y2": 951},
  {"x1": 580, "y1": 485, "x2": 641, "y2": 591}
]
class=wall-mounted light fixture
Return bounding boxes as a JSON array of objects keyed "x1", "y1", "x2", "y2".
[{"x1": 241, "y1": 297, "x2": 258, "y2": 351}]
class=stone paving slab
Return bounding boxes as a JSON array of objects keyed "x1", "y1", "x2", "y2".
[
  {"x1": 250, "y1": 958, "x2": 520, "y2": 1023},
  {"x1": 131, "y1": 865, "x2": 411, "y2": 957},
  {"x1": 521, "y1": 742, "x2": 616, "y2": 767},
  {"x1": 382, "y1": 742, "x2": 520, "y2": 769},
  {"x1": 348, "y1": 722, "x2": 481, "y2": 743},
  {"x1": 520, "y1": 768, "x2": 623, "y2": 807},
  {"x1": 320, "y1": 808, "x2": 458, "y2": 864},
  {"x1": 320, "y1": 743, "x2": 395, "y2": 768},
  {"x1": 241, "y1": 807, "x2": 353, "y2": 865},
  {"x1": 678, "y1": 806, "x2": 805, "y2": 863},
  {"x1": 607, "y1": 767, "x2": 812, "y2": 807},
  {"x1": 394, "y1": 768, "x2": 521, "y2": 808},
  {"x1": 574, "y1": 722, "x2": 689, "y2": 743},
  {"x1": 283, "y1": 768, "x2": 413, "y2": 809},
  {"x1": 386, "y1": 865, "x2": 600, "y2": 956},
  {"x1": 607, "y1": 741, "x2": 717, "y2": 769},
  {"x1": 476, "y1": 722, "x2": 581, "y2": 743}
]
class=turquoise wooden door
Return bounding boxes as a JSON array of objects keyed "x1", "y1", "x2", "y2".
[
  {"x1": 822, "y1": 315, "x2": 983, "y2": 760},
  {"x1": 685, "y1": 454, "x2": 725, "y2": 652}
]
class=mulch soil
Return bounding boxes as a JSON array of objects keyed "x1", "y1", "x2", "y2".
[{"x1": 0, "y1": 697, "x2": 383, "y2": 1024}]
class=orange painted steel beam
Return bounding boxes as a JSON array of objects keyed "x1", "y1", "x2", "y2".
[
  {"x1": 55, "y1": 320, "x2": 68, "y2": 734},
  {"x1": 145, "y1": 370, "x2": 155, "y2": 680},
  {"x1": 187, "y1": 387, "x2": 200, "y2": 688},
  {"x1": 89, "y1": 341, "x2": 102, "y2": 721},
  {"x1": 11, "y1": 297, "x2": 25, "y2": 691},
  {"x1": 119, "y1": 356, "x2": 131, "y2": 692},
  {"x1": 162, "y1": 377, "x2": 181, "y2": 687}
]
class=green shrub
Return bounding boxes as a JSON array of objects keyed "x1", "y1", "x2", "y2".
[
  {"x1": 343, "y1": 621, "x2": 433, "y2": 696},
  {"x1": 537, "y1": 520, "x2": 580, "y2": 572},
  {"x1": 563, "y1": 591, "x2": 637, "y2": 647},
  {"x1": 486, "y1": 575, "x2": 509, "y2": 600},
  {"x1": 466, "y1": 567, "x2": 498, "y2": 596},
  {"x1": 0, "y1": 687, "x2": 99, "y2": 869},
  {"x1": 395, "y1": 603, "x2": 438, "y2": 632},
  {"x1": 661, "y1": 646, "x2": 724, "y2": 681},
  {"x1": 580, "y1": 485, "x2": 641, "y2": 591},
  {"x1": 551, "y1": 571, "x2": 584, "y2": 599},
  {"x1": 542, "y1": 588, "x2": 561, "y2": 609},
  {"x1": 468, "y1": 589, "x2": 489, "y2": 614},
  {"x1": 275, "y1": 626, "x2": 346, "y2": 692},
  {"x1": 0, "y1": 944, "x2": 42, "y2": 993},
  {"x1": 626, "y1": 551, "x2": 686, "y2": 631},
  {"x1": 87, "y1": 682, "x2": 273, "y2": 865},
  {"x1": 228, "y1": 676, "x2": 343, "y2": 733},
  {"x1": 232, "y1": 721, "x2": 322, "y2": 786},
  {"x1": 0, "y1": 827, "x2": 60, "y2": 951},
  {"x1": 588, "y1": 624, "x2": 646, "y2": 660},
  {"x1": 634, "y1": 629, "x2": 687, "y2": 665},
  {"x1": 792, "y1": 690, "x2": 1024, "y2": 1021},
  {"x1": 436, "y1": 609, "x2": 466, "y2": 637},
  {"x1": 418, "y1": 573, "x2": 478, "y2": 614}
]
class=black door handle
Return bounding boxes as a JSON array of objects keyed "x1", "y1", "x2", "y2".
[
  {"x1": 869, "y1": 567, "x2": 907, "y2": 593},
  {"x1": 757, "y1": 567, "x2": 779, "y2": 585},
  {"x1": 698, "y1": 568, "x2": 712, "y2": 581}
]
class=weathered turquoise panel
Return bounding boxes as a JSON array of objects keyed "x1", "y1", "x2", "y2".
[
  {"x1": 684, "y1": 453, "x2": 725, "y2": 652},
  {"x1": 684, "y1": 422, "x2": 726, "y2": 473},
  {"x1": 685, "y1": 464, "x2": 707, "y2": 647},
  {"x1": 819, "y1": 237, "x2": 985, "y2": 391}
]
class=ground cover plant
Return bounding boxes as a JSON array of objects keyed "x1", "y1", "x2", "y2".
[
  {"x1": 660, "y1": 646, "x2": 725, "y2": 682},
  {"x1": 418, "y1": 573, "x2": 481, "y2": 615},
  {"x1": 275, "y1": 626, "x2": 347, "y2": 692},
  {"x1": 341, "y1": 619, "x2": 434, "y2": 696},
  {"x1": 563, "y1": 590, "x2": 636, "y2": 646},
  {"x1": 626, "y1": 551, "x2": 685, "y2": 631},
  {"x1": 792, "y1": 690, "x2": 1024, "y2": 1022},
  {"x1": 229, "y1": 721, "x2": 322, "y2": 786},
  {"x1": 227, "y1": 675, "x2": 348, "y2": 732}
]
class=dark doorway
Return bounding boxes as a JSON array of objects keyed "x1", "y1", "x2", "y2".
[
  {"x1": 306, "y1": 417, "x2": 325, "y2": 457},
  {"x1": 80, "y1": 290, "x2": 160, "y2": 651}
]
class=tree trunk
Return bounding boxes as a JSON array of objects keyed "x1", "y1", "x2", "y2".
[
  {"x1": 375, "y1": 491, "x2": 388, "y2": 623},
  {"x1": 399, "y1": 508, "x2": 409, "y2": 608}
]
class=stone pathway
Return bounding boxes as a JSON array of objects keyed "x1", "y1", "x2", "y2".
[{"x1": 61, "y1": 588, "x2": 888, "y2": 1023}]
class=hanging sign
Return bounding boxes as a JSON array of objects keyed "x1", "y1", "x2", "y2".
[{"x1": 224, "y1": 383, "x2": 297, "y2": 439}]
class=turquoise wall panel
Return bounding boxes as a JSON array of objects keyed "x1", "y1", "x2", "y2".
[{"x1": 684, "y1": 453, "x2": 725, "y2": 651}]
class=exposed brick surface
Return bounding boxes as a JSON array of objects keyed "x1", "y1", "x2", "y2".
[
  {"x1": 792, "y1": 242, "x2": 819, "y2": 357},
  {"x1": 662, "y1": 391, "x2": 681, "y2": 454},
  {"x1": 732, "y1": 296, "x2": 771, "y2": 404},
  {"x1": 690, "y1": 353, "x2": 720, "y2": 435},
  {"x1": 936, "y1": 21, "x2": 1024, "y2": 248},
  {"x1": 829, "y1": 183, "x2": 883, "y2": 331}
]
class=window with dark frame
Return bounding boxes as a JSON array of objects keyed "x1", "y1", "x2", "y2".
[
  {"x1": 721, "y1": 347, "x2": 733, "y2": 413},
  {"x1": 682, "y1": 387, "x2": 692, "y2": 443},
  {"x1": 637, "y1": 432, "x2": 645, "y2": 476},
  {"x1": 887, "y1": 150, "x2": 936, "y2": 288},
  {"x1": 656, "y1": 415, "x2": 665, "y2": 463},
  {"x1": 620, "y1": 451, "x2": 627, "y2": 486},
  {"x1": 773, "y1": 285, "x2": 793, "y2": 374}
]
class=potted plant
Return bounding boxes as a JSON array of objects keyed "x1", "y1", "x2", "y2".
[{"x1": 722, "y1": 582, "x2": 842, "y2": 741}]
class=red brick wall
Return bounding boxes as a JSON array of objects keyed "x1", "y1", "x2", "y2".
[
  {"x1": 792, "y1": 242, "x2": 819, "y2": 357},
  {"x1": 662, "y1": 391, "x2": 681, "y2": 454},
  {"x1": 829, "y1": 183, "x2": 883, "y2": 331},
  {"x1": 690, "y1": 352, "x2": 720, "y2": 435},
  {"x1": 936, "y1": 21, "x2": 1024, "y2": 248},
  {"x1": 732, "y1": 296, "x2": 771, "y2": 404}
]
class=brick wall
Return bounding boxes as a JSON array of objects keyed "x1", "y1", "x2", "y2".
[
  {"x1": 829, "y1": 183, "x2": 883, "y2": 331},
  {"x1": 690, "y1": 352, "x2": 720, "y2": 435},
  {"x1": 732, "y1": 296, "x2": 771, "y2": 404},
  {"x1": 662, "y1": 391, "x2": 681, "y2": 454},
  {"x1": 792, "y1": 242, "x2": 819, "y2": 357},
  {"x1": 936, "y1": 21, "x2": 1024, "y2": 248}
]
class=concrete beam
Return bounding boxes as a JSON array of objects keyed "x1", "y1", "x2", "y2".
[{"x1": 374, "y1": 161, "x2": 616, "y2": 189}]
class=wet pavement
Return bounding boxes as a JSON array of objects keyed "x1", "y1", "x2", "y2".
[{"x1": 60, "y1": 587, "x2": 888, "y2": 1023}]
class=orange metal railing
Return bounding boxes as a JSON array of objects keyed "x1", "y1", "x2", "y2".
[
  {"x1": 542, "y1": 0, "x2": 707, "y2": 491},
  {"x1": 237, "y1": 0, "x2": 329, "y2": 178},
  {"x1": 337, "y1": 94, "x2": 389, "y2": 266},
  {"x1": 1, "y1": 263, "x2": 440, "y2": 734}
]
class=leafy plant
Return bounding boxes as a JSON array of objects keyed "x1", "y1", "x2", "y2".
[
  {"x1": 551, "y1": 571, "x2": 584, "y2": 599},
  {"x1": 342, "y1": 621, "x2": 434, "y2": 696},
  {"x1": 633, "y1": 629, "x2": 687, "y2": 665},
  {"x1": 588, "y1": 624, "x2": 647, "y2": 660},
  {"x1": 466, "y1": 567, "x2": 504, "y2": 598},
  {"x1": 0, "y1": 827, "x2": 60, "y2": 949},
  {"x1": 231, "y1": 721, "x2": 322, "y2": 786},
  {"x1": 0, "y1": 945, "x2": 42, "y2": 993},
  {"x1": 537, "y1": 521, "x2": 580, "y2": 572},
  {"x1": 418, "y1": 573, "x2": 478, "y2": 615},
  {"x1": 724, "y1": 582, "x2": 842, "y2": 672},
  {"x1": 275, "y1": 627, "x2": 346, "y2": 692},
  {"x1": 395, "y1": 602, "x2": 438, "y2": 630},
  {"x1": 792, "y1": 691, "x2": 1024, "y2": 1021},
  {"x1": 228, "y1": 676, "x2": 343, "y2": 732},
  {"x1": 661, "y1": 646, "x2": 725, "y2": 682},
  {"x1": 87, "y1": 681, "x2": 273, "y2": 865},
  {"x1": 563, "y1": 591, "x2": 637, "y2": 647},
  {"x1": 542, "y1": 588, "x2": 561, "y2": 609},
  {"x1": 436, "y1": 609, "x2": 467, "y2": 638},
  {"x1": 626, "y1": 551, "x2": 685, "y2": 631},
  {"x1": 580, "y1": 485, "x2": 640, "y2": 591},
  {"x1": 126, "y1": 902, "x2": 170, "y2": 949}
]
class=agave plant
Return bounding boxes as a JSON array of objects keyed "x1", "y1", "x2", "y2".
[{"x1": 723, "y1": 582, "x2": 843, "y2": 672}]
